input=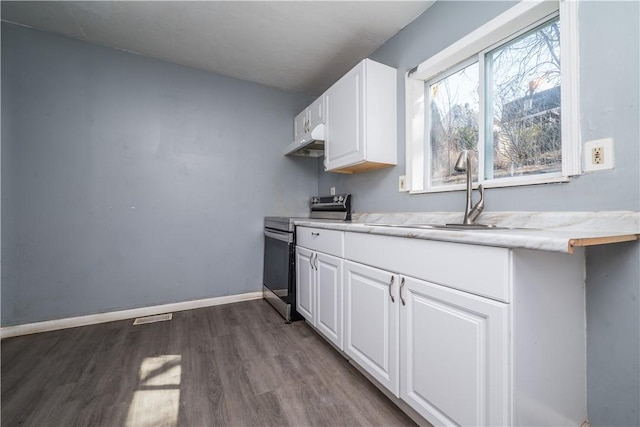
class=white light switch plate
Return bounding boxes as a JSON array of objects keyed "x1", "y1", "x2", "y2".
[{"x1": 398, "y1": 175, "x2": 407, "y2": 192}]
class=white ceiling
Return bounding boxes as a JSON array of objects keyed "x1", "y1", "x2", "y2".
[{"x1": 1, "y1": 1, "x2": 434, "y2": 95}]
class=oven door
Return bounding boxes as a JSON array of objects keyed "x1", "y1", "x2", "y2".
[{"x1": 263, "y1": 228, "x2": 297, "y2": 320}]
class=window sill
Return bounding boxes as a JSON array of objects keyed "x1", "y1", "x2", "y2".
[{"x1": 410, "y1": 174, "x2": 571, "y2": 194}]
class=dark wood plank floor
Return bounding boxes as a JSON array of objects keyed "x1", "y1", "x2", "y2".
[{"x1": 1, "y1": 299, "x2": 416, "y2": 427}]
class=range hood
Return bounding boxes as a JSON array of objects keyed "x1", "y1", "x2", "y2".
[{"x1": 283, "y1": 124, "x2": 325, "y2": 157}]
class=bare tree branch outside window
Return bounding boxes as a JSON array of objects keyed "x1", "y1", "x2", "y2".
[
  {"x1": 488, "y1": 18, "x2": 562, "y2": 178},
  {"x1": 427, "y1": 17, "x2": 561, "y2": 186},
  {"x1": 429, "y1": 62, "x2": 479, "y2": 186}
]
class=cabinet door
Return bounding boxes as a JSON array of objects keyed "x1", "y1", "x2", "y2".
[
  {"x1": 293, "y1": 109, "x2": 308, "y2": 143},
  {"x1": 324, "y1": 62, "x2": 365, "y2": 170},
  {"x1": 295, "y1": 246, "x2": 315, "y2": 323},
  {"x1": 400, "y1": 275, "x2": 510, "y2": 427},
  {"x1": 308, "y1": 96, "x2": 324, "y2": 129},
  {"x1": 344, "y1": 260, "x2": 399, "y2": 397},
  {"x1": 315, "y1": 252, "x2": 343, "y2": 350}
]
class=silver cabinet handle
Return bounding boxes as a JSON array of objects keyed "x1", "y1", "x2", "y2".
[
  {"x1": 309, "y1": 253, "x2": 314, "y2": 270},
  {"x1": 400, "y1": 277, "x2": 406, "y2": 306},
  {"x1": 311, "y1": 232, "x2": 320, "y2": 236},
  {"x1": 313, "y1": 253, "x2": 318, "y2": 270},
  {"x1": 388, "y1": 276, "x2": 395, "y2": 303}
]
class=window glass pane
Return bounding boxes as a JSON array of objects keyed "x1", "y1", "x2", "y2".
[
  {"x1": 487, "y1": 18, "x2": 561, "y2": 179},
  {"x1": 429, "y1": 62, "x2": 479, "y2": 186}
]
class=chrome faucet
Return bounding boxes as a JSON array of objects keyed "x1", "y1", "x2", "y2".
[{"x1": 454, "y1": 150, "x2": 485, "y2": 225}]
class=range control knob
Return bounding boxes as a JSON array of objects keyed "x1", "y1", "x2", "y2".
[
  {"x1": 333, "y1": 196, "x2": 339, "y2": 202},
  {"x1": 338, "y1": 196, "x2": 344, "y2": 202},
  {"x1": 312, "y1": 198, "x2": 319, "y2": 204}
]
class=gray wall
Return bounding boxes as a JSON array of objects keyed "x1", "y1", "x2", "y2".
[
  {"x1": 319, "y1": 2, "x2": 640, "y2": 425},
  {"x1": 1, "y1": 23, "x2": 316, "y2": 326}
]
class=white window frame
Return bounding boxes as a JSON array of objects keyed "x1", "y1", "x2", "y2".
[{"x1": 405, "y1": 0, "x2": 580, "y2": 194}]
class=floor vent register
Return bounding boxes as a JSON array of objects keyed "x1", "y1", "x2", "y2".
[{"x1": 133, "y1": 313, "x2": 173, "y2": 325}]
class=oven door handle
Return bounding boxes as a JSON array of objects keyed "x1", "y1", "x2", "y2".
[{"x1": 264, "y1": 229, "x2": 294, "y2": 244}]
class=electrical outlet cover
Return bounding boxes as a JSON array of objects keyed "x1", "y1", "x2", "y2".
[
  {"x1": 592, "y1": 146, "x2": 604, "y2": 165},
  {"x1": 584, "y1": 138, "x2": 614, "y2": 172}
]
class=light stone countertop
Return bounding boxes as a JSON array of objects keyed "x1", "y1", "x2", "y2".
[{"x1": 294, "y1": 211, "x2": 640, "y2": 254}]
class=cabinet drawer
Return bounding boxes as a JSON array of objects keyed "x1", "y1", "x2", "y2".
[
  {"x1": 297, "y1": 227, "x2": 344, "y2": 257},
  {"x1": 344, "y1": 232, "x2": 511, "y2": 303}
]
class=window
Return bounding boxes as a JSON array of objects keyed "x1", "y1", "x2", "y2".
[
  {"x1": 429, "y1": 60, "x2": 480, "y2": 187},
  {"x1": 406, "y1": 0, "x2": 579, "y2": 193}
]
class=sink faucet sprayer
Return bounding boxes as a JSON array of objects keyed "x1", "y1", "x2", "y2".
[{"x1": 454, "y1": 150, "x2": 485, "y2": 225}]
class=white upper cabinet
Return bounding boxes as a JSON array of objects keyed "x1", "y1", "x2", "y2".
[
  {"x1": 324, "y1": 59, "x2": 397, "y2": 173},
  {"x1": 308, "y1": 95, "x2": 324, "y2": 130},
  {"x1": 294, "y1": 96, "x2": 324, "y2": 144},
  {"x1": 285, "y1": 96, "x2": 326, "y2": 158},
  {"x1": 293, "y1": 108, "x2": 308, "y2": 145}
]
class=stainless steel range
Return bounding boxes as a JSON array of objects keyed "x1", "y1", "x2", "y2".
[{"x1": 263, "y1": 194, "x2": 351, "y2": 322}]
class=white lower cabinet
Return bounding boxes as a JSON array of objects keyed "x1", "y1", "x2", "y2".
[
  {"x1": 315, "y1": 252, "x2": 343, "y2": 349},
  {"x1": 295, "y1": 227, "x2": 344, "y2": 350},
  {"x1": 343, "y1": 261, "x2": 400, "y2": 396},
  {"x1": 343, "y1": 261, "x2": 509, "y2": 423},
  {"x1": 296, "y1": 228, "x2": 587, "y2": 426},
  {"x1": 400, "y1": 275, "x2": 509, "y2": 427},
  {"x1": 295, "y1": 246, "x2": 315, "y2": 323}
]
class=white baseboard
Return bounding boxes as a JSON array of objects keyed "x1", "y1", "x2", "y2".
[{"x1": 0, "y1": 291, "x2": 263, "y2": 339}]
